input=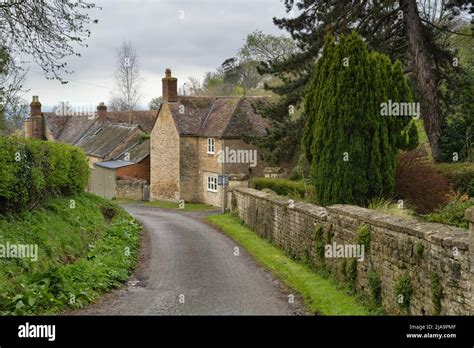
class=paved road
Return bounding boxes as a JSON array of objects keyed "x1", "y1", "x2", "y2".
[{"x1": 78, "y1": 205, "x2": 303, "y2": 315}]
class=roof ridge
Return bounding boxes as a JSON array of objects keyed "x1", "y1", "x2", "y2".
[
  {"x1": 196, "y1": 98, "x2": 218, "y2": 135},
  {"x1": 197, "y1": 96, "x2": 243, "y2": 137},
  {"x1": 221, "y1": 97, "x2": 245, "y2": 138}
]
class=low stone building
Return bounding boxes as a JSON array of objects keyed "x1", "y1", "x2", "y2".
[
  {"x1": 24, "y1": 96, "x2": 157, "y2": 199},
  {"x1": 150, "y1": 69, "x2": 270, "y2": 208}
]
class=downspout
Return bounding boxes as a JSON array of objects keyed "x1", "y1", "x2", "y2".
[{"x1": 221, "y1": 138, "x2": 226, "y2": 213}]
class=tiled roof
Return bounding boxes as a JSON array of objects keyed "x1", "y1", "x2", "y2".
[
  {"x1": 105, "y1": 110, "x2": 158, "y2": 133},
  {"x1": 75, "y1": 123, "x2": 140, "y2": 159},
  {"x1": 113, "y1": 139, "x2": 150, "y2": 163},
  {"x1": 167, "y1": 96, "x2": 270, "y2": 138}
]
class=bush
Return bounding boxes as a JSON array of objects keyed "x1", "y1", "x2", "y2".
[
  {"x1": 0, "y1": 137, "x2": 89, "y2": 214},
  {"x1": 302, "y1": 32, "x2": 414, "y2": 206},
  {"x1": 423, "y1": 195, "x2": 473, "y2": 229},
  {"x1": 438, "y1": 116, "x2": 472, "y2": 163},
  {"x1": 288, "y1": 153, "x2": 311, "y2": 181},
  {"x1": 435, "y1": 162, "x2": 474, "y2": 197},
  {"x1": 251, "y1": 177, "x2": 315, "y2": 199},
  {"x1": 395, "y1": 148, "x2": 452, "y2": 214}
]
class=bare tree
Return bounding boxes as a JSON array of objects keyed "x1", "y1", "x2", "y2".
[
  {"x1": 0, "y1": 0, "x2": 99, "y2": 82},
  {"x1": 0, "y1": 49, "x2": 28, "y2": 133},
  {"x1": 110, "y1": 41, "x2": 142, "y2": 112},
  {"x1": 180, "y1": 76, "x2": 204, "y2": 96}
]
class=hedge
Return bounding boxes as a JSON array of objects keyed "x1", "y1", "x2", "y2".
[
  {"x1": 435, "y1": 162, "x2": 474, "y2": 197},
  {"x1": 0, "y1": 137, "x2": 89, "y2": 214},
  {"x1": 251, "y1": 177, "x2": 315, "y2": 199}
]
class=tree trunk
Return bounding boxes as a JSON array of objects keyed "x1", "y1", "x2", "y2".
[{"x1": 399, "y1": 0, "x2": 442, "y2": 160}]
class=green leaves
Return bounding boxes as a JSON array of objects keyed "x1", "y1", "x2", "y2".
[
  {"x1": 0, "y1": 137, "x2": 89, "y2": 214},
  {"x1": 303, "y1": 32, "x2": 415, "y2": 206}
]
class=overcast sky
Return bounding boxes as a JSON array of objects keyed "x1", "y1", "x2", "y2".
[{"x1": 23, "y1": 0, "x2": 289, "y2": 111}]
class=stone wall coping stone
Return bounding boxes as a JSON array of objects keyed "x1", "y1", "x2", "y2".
[
  {"x1": 234, "y1": 187, "x2": 468, "y2": 250},
  {"x1": 233, "y1": 186, "x2": 328, "y2": 221}
]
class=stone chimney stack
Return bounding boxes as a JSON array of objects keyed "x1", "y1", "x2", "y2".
[
  {"x1": 30, "y1": 95, "x2": 41, "y2": 116},
  {"x1": 27, "y1": 96, "x2": 44, "y2": 139},
  {"x1": 162, "y1": 68, "x2": 177, "y2": 103},
  {"x1": 97, "y1": 102, "x2": 107, "y2": 122}
]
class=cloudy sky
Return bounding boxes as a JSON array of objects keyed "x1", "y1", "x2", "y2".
[{"x1": 24, "y1": 0, "x2": 290, "y2": 111}]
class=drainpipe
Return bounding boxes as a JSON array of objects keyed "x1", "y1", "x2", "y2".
[{"x1": 221, "y1": 138, "x2": 226, "y2": 213}]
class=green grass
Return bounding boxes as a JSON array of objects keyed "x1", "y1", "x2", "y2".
[
  {"x1": 414, "y1": 118, "x2": 428, "y2": 144},
  {"x1": 145, "y1": 200, "x2": 216, "y2": 211},
  {"x1": 207, "y1": 214, "x2": 371, "y2": 315},
  {"x1": 0, "y1": 193, "x2": 141, "y2": 315}
]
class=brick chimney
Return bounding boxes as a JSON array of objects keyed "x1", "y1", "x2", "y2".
[
  {"x1": 27, "y1": 96, "x2": 44, "y2": 139},
  {"x1": 97, "y1": 102, "x2": 107, "y2": 122},
  {"x1": 162, "y1": 68, "x2": 177, "y2": 103},
  {"x1": 30, "y1": 95, "x2": 41, "y2": 116}
]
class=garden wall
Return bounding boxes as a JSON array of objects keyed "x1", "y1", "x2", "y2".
[
  {"x1": 115, "y1": 179, "x2": 147, "y2": 201},
  {"x1": 231, "y1": 186, "x2": 473, "y2": 315}
]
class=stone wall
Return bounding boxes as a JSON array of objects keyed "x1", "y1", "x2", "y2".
[
  {"x1": 150, "y1": 103, "x2": 180, "y2": 201},
  {"x1": 232, "y1": 186, "x2": 472, "y2": 315},
  {"x1": 115, "y1": 179, "x2": 146, "y2": 201}
]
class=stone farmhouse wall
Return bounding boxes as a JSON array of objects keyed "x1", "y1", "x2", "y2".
[
  {"x1": 231, "y1": 186, "x2": 473, "y2": 315},
  {"x1": 115, "y1": 179, "x2": 146, "y2": 201},
  {"x1": 150, "y1": 103, "x2": 180, "y2": 201}
]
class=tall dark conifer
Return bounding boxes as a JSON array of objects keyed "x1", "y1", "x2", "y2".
[{"x1": 303, "y1": 32, "x2": 412, "y2": 206}]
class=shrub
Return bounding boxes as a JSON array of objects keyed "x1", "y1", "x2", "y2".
[
  {"x1": 251, "y1": 177, "x2": 315, "y2": 199},
  {"x1": 395, "y1": 148, "x2": 452, "y2": 214},
  {"x1": 288, "y1": 153, "x2": 311, "y2": 181},
  {"x1": 0, "y1": 137, "x2": 89, "y2": 214},
  {"x1": 435, "y1": 162, "x2": 474, "y2": 197},
  {"x1": 423, "y1": 195, "x2": 473, "y2": 229},
  {"x1": 368, "y1": 271, "x2": 382, "y2": 306},
  {"x1": 438, "y1": 116, "x2": 472, "y2": 163},
  {"x1": 302, "y1": 32, "x2": 414, "y2": 206},
  {"x1": 356, "y1": 225, "x2": 371, "y2": 251},
  {"x1": 394, "y1": 274, "x2": 412, "y2": 312},
  {"x1": 430, "y1": 272, "x2": 442, "y2": 315}
]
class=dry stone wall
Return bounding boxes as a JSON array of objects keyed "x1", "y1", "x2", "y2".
[{"x1": 232, "y1": 186, "x2": 473, "y2": 315}]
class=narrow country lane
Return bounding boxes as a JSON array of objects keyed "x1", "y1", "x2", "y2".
[{"x1": 78, "y1": 204, "x2": 304, "y2": 315}]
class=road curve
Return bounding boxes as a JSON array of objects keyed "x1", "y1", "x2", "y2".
[{"x1": 78, "y1": 204, "x2": 304, "y2": 315}]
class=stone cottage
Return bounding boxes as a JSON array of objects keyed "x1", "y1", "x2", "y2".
[
  {"x1": 150, "y1": 69, "x2": 270, "y2": 207},
  {"x1": 24, "y1": 96, "x2": 157, "y2": 199}
]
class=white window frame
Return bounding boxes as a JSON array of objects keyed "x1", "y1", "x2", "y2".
[
  {"x1": 207, "y1": 138, "x2": 215, "y2": 154},
  {"x1": 207, "y1": 176, "x2": 218, "y2": 192}
]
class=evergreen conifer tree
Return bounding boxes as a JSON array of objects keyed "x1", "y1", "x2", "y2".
[{"x1": 303, "y1": 32, "x2": 413, "y2": 206}]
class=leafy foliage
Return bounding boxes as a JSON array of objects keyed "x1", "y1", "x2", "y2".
[
  {"x1": 0, "y1": 194, "x2": 140, "y2": 315},
  {"x1": 394, "y1": 274, "x2": 412, "y2": 312},
  {"x1": 245, "y1": 0, "x2": 472, "y2": 163},
  {"x1": 303, "y1": 32, "x2": 412, "y2": 206},
  {"x1": 0, "y1": 137, "x2": 89, "y2": 214},
  {"x1": 251, "y1": 177, "x2": 315, "y2": 200},
  {"x1": 423, "y1": 195, "x2": 473, "y2": 229},
  {"x1": 435, "y1": 162, "x2": 474, "y2": 197}
]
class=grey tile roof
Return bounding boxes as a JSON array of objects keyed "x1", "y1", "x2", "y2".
[{"x1": 75, "y1": 123, "x2": 140, "y2": 159}]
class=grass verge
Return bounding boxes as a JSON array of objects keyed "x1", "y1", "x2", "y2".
[
  {"x1": 207, "y1": 213, "x2": 371, "y2": 315},
  {"x1": 0, "y1": 193, "x2": 141, "y2": 315},
  {"x1": 144, "y1": 200, "x2": 216, "y2": 211}
]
